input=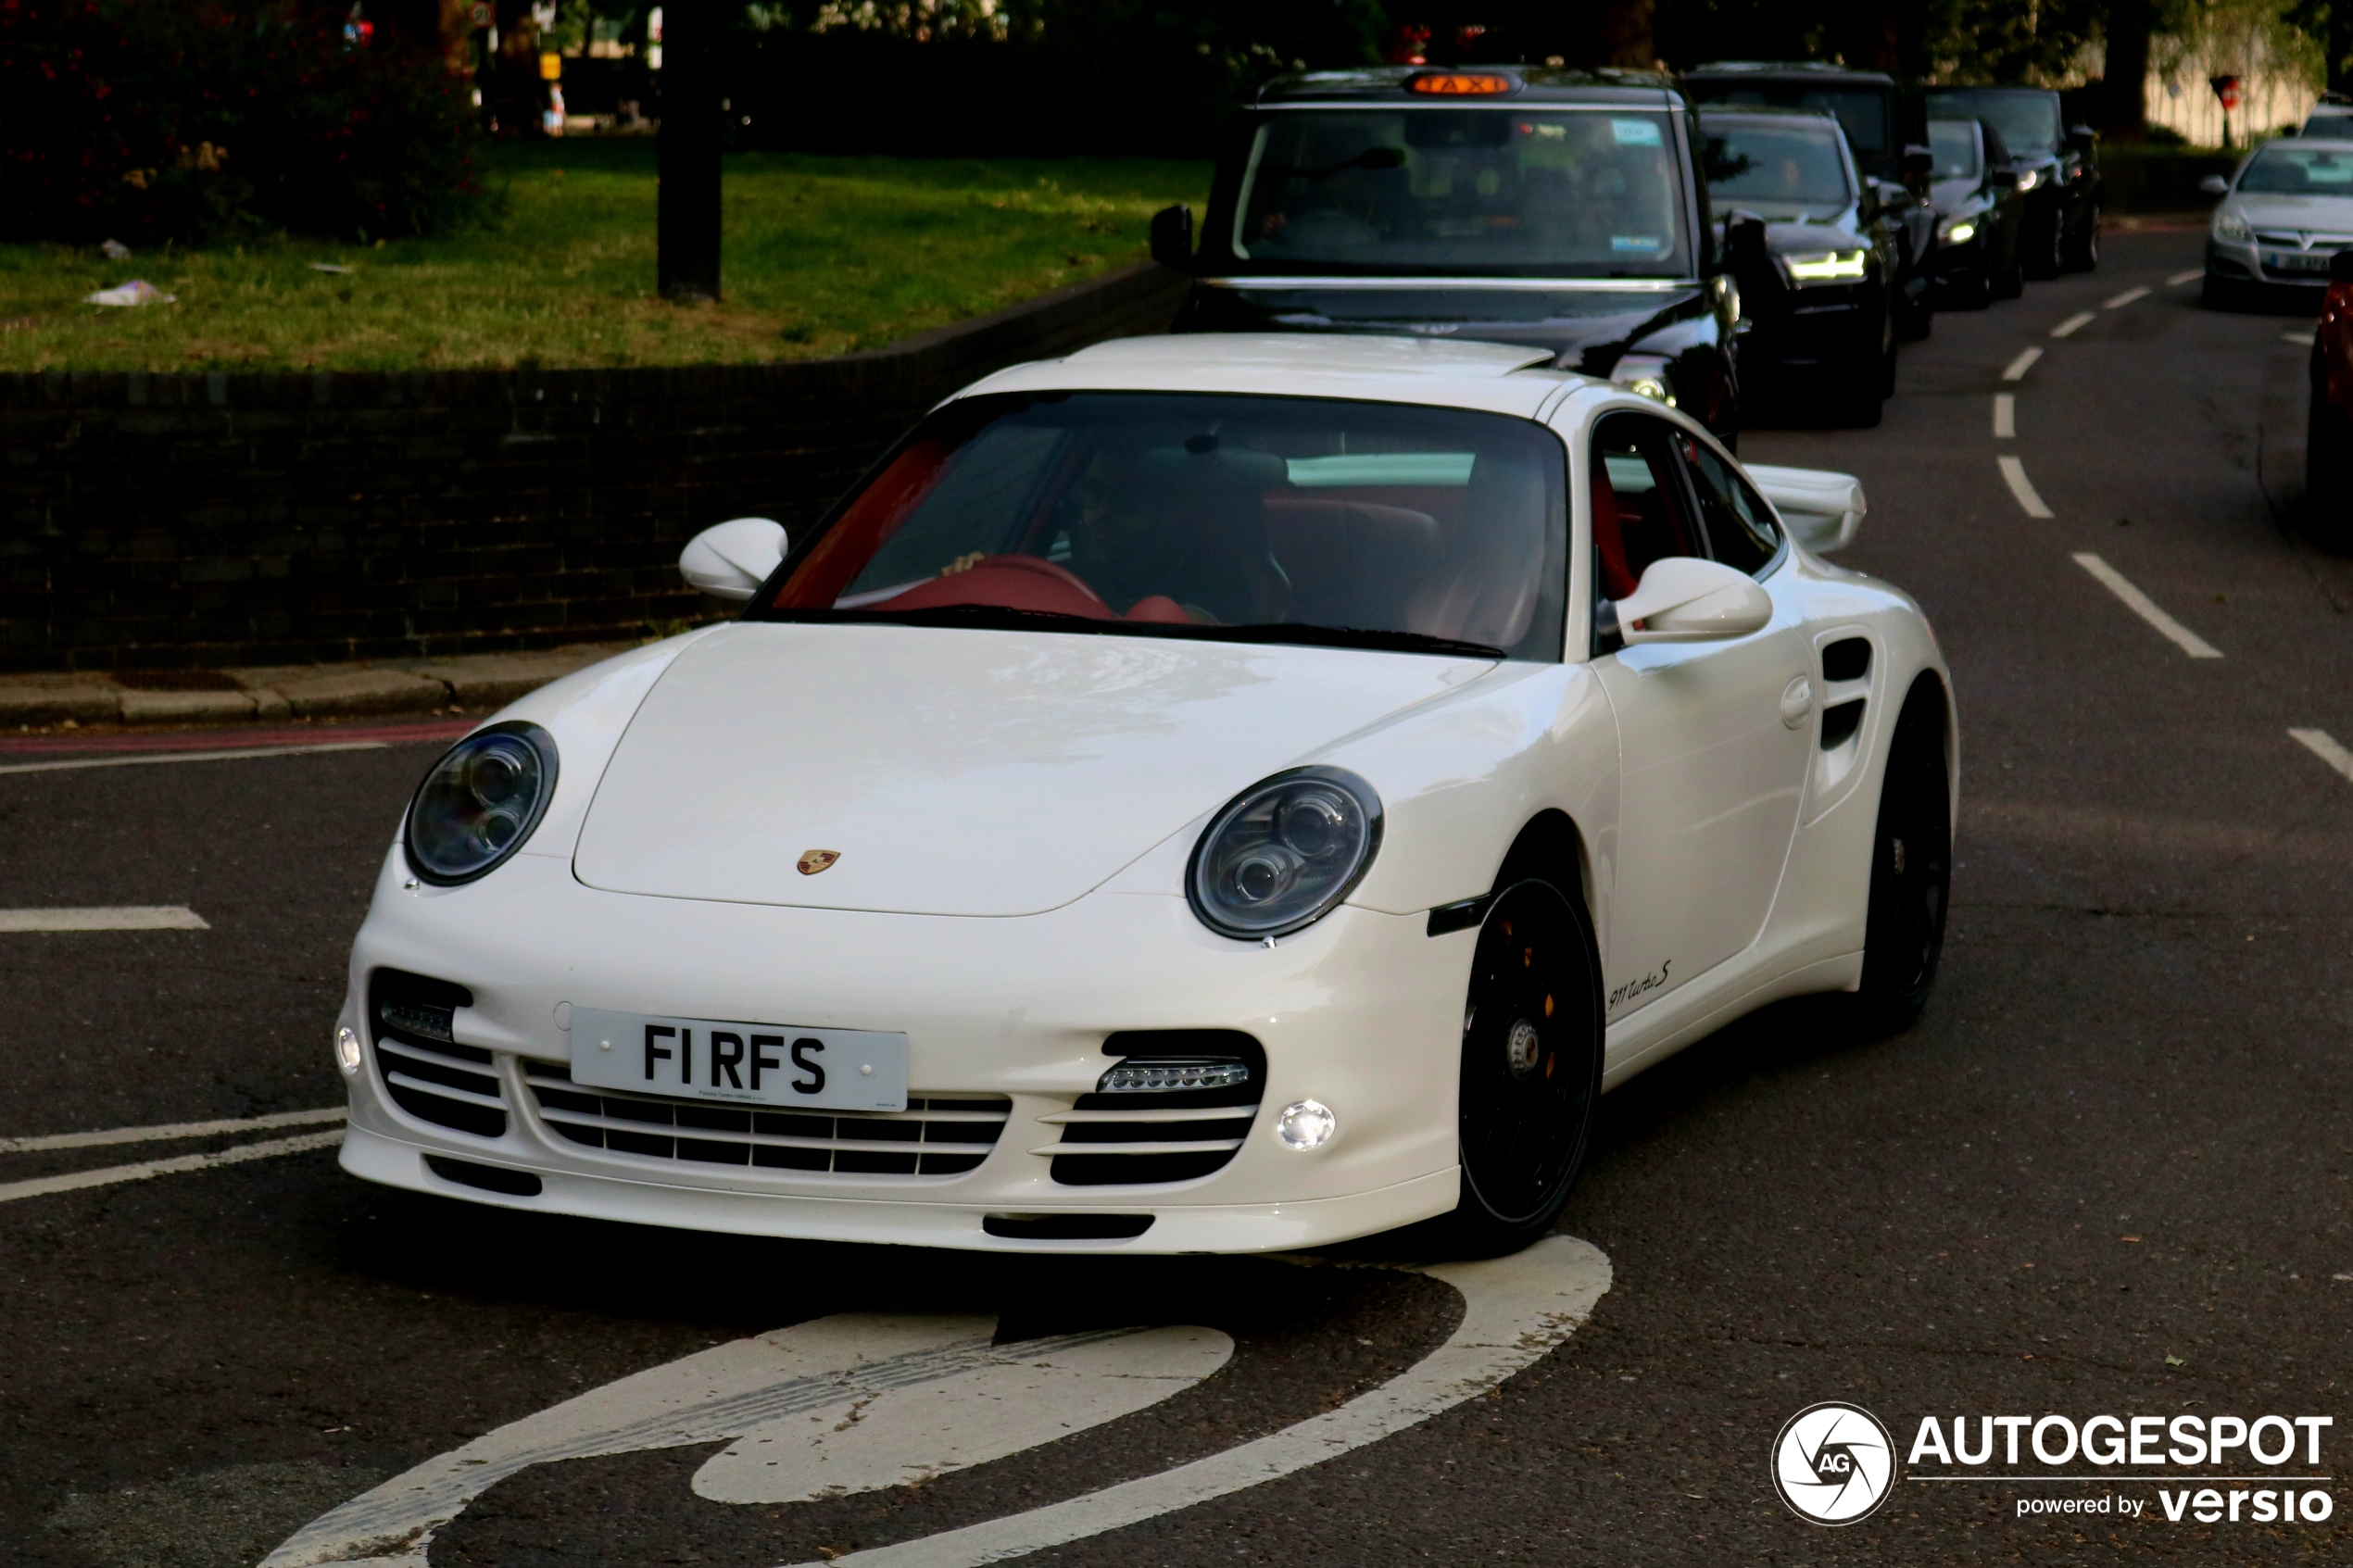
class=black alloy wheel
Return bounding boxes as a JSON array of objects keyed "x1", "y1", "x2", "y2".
[
  {"x1": 1994, "y1": 240, "x2": 2026, "y2": 300},
  {"x1": 1849, "y1": 681, "x2": 1953, "y2": 1035},
  {"x1": 1834, "y1": 293, "x2": 1894, "y2": 427},
  {"x1": 2306, "y1": 353, "x2": 2353, "y2": 546},
  {"x1": 2064, "y1": 204, "x2": 2102, "y2": 271},
  {"x1": 1896, "y1": 276, "x2": 1934, "y2": 341},
  {"x1": 1437, "y1": 878, "x2": 1604, "y2": 1255},
  {"x1": 1948, "y1": 265, "x2": 1994, "y2": 310},
  {"x1": 2024, "y1": 209, "x2": 2064, "y2": 281}
]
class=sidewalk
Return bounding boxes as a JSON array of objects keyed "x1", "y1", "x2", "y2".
[{"x1": 0, "y1": 644, "x2": 637, "y2": 731}]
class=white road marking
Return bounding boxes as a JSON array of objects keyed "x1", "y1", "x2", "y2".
[
  {"x1": 0, "y1": 905, "x2": 208, "y2": 933},
  {"x1": 2104, "y1": 285, "x2": 2151, "y2": 308},
  {"x1": 0, "y1": 1129, "x2": 342, "y2": 1207},
  {"x1": 2284, "y1": 331, "x2": 2315, "y2": 346},
  {"x1": 1997, "y1": 456, "x2": 2055, "y2": 518},
  {"x1": 2051, "y1": 311, "x2": 2097, "y2": 338},
  {"x1": 266, "y1": 1235, "x2": 1613, "y2": 1568},
  {"x1": 2168, "y1": 269, "x2": 2205, "y2": 285},
  {"x1": 2289, "y1": 727, "x2": 2353, "y2": 781},
  {"x1": 2071, "y1": 553, "x2": 2225, "y2": 659},
  {"x1": 2002, "y1": 346, "x2": 2043, "y2": 382},
  {"x1": 1993, "y1": 393, "x2": 2016, "y2": 438},
  {"x1": 0, "y1": 1106, "x2": 343, "y2": 1155},
  {"x1": 0, "y1": 741, "x2": 387, "y2": 777}
]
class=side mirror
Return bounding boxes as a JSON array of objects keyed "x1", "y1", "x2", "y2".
[
  {"x1": 1723, "y1": 209, "x2": 1775, "y2": 291},
  {"x1": 2332, "y1": 247, "x2": 2353, "y2": 283},
  {"x1": 1745, "y1": 463, "x2": 1868, "y2": 554},
  {"x1": 2066, "y1": 123, "x2": 2097, "y2": 150},
  {"x1": 2200, "y1": 173, "x2": 2231, "y2": 196},
  {"x1": 680, "y1": 517, "x2": 786, "y2": 601},
  {"x1": 1614, "y1": 557, "x2": 1773, "y2": 644},
  {"x1": 1901, "y1": 144, "x2": 1935, "y2": 182},
  {"x1": 1150, "y1": 204, "x2": 1196, "y2": 273}
]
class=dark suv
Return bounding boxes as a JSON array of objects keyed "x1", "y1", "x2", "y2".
[
  {"x1": 1681, "y1": 61, "x2": 1936, "y2": 335},
  {"x1": 1922, "y1": 85, "x2": 2101, "y2": 275},
  {"x1": 1151, "y1": 66, "x2": 1745, "y2": 442}
]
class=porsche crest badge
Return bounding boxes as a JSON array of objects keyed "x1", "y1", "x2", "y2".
[{"x1": 797, "y1": 849, "x2": 841, "y2": 875}]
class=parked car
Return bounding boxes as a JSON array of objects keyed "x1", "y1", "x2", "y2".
[
  {"x1": 2306, "y1": 246, "x2": 2353, "y2": 537},
  {"x1": 338, "y1": 333, "x2": 1957, "y2": 1257},
  {"x1": 1921, "y1": 85, "x2": 2100, "y2": 276},
  {"x1": 1925, "y1": 116, "x2": 2025, "y2": 307},
  {"x1": 1152, "y1": 66, "x2": 1745, "y2": 443},
  {"x1": 1681, "y1": 61, "x2": 1936, "y2": 338},
  {"x1": 2303, "y1": 94, "x2": 2353, "y2": 137},
  {"x1": 2201, "y1": 137, "x2": 2353, "y2": 307},
  {"x1": 1699, "y1": 107, "x2": 1906, "y2": 426}
]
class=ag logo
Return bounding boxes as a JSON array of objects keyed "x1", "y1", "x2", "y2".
[{"x1": 1771, "y1": 1401, "x2": 1897, "y2": 1525}]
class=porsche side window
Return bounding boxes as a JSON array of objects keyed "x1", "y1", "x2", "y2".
[
  {"x1": 1589, "y1": 412, "x2": 1700, "y2": 602},
  {"x1": 1677, "y1": 436, "x2": 1781, "y2": 576}
]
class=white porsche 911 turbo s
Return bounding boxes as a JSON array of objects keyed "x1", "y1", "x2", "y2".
[{"x1": 336, "y1": 333, "x2": 1955, "y2": 1255}]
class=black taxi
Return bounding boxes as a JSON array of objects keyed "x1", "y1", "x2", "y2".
[{"x1": 1151, "y1": 67, "x2": 1745, "y2": 444}]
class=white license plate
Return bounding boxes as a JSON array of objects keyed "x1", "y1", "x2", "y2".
[
  {"x1": 2268, "y1": 250, "x2": 2332, "y2": 272},
  {"x1": 569, "y1": 1008, "x2": 908, "y2": 1111}
]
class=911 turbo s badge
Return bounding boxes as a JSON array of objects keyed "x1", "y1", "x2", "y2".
[{"x1": 797, "y1": 849, "x2": 840, "y2": 875}]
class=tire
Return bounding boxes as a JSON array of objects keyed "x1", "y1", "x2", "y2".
[
  {"x1": 1848, "y1": 681, "x2": 1952, "y2": 1036},
  {"x1": 2063, "y1": 204, "x2": 2101, "y2": 271},
  {"x1": 1993, "y1": 243, "x2": 2026, "y2": 300},
  {"x1": 2023, "y1": 211, "x2": 2063, "y2": 281},
  {"x1": 1429, "y1": 878, "x2": 1604, "y2": 1256},
  {"x1": 1895, "y1": 280, "x2": 1933, "y2": 341},
  {"x1": 1946, "y1": 269, "x2": 1994, "y2": 310}
]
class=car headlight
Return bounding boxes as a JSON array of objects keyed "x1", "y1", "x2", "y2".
[
  {"x1": 2014, "y1": 167, "x2": 2043, "y2": 193},
  {"x1": 1938, "y1": 216, "x2": 1977, "y2": 245},
  {"x1": 403, "y1": 721, "x2": 560, "y2": 885},
  {"x1": 2213, "y1": 208, "x2": 2253, "y2": 243},
  {"x1": 1609, "y1": 356, "x2": 1678, "y2": 407},
  {"x1": 1782, "y1": 248, "x2": 1869, "y2": 284},
  {"x1": 1188, "y1": 766, "x2": 1382, "y2": 939}
]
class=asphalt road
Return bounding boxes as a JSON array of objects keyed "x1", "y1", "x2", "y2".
[{"x1": 5, "y1": 227, "x2": 2350, "y2": 1567}]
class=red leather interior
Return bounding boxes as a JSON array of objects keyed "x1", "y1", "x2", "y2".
[{"x1": 1592, "y1": 458, "x2": 1639, "y2": 600}]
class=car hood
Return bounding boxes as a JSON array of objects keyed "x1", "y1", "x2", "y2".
[
  {"x1": 1177, "y1": 281, "x2": 1710, "y2": 378},
  {"x1": 571, "y1": 621, "x2": 1494, "y2": 916},
  {"x1": 1930, "y1": 177, "x2": 1986, "y2": 215},
  {"x1": 2229, "y1": 193, "x2": 2353, "y2": 232}
]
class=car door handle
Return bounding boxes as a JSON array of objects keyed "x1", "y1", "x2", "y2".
[{"x1": 1780, "y1": 675, "x2": 1815, "y2": 729}]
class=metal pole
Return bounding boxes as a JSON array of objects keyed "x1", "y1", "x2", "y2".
[{"x1": 658, "y1": 0, "x2": 721, "y2": 301}]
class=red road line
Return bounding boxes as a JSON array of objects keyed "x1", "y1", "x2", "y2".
[{"x1": 0, "y1": 719, "x2": 472, "y2": 757}]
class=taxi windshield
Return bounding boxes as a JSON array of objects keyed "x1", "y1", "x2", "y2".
[
  {"x1": 1227, "y1": 108, "x2": 1692, "y2": 277},
  {"x1": 757, "y1": 392, "x2": 1567, "y2": 661}
]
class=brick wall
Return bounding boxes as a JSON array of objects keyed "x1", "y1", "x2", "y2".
[{"x1": 0, "y1": 262, "x2": 1188, "y2": 672}]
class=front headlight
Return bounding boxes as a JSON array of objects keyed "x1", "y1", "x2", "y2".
[
  {"x1": 2014, "y1": 167, "x2": 2044, "y2": 193},
  {"x1": 1782, "y1": 249, "x2": 1869, "y2": 284},
  {"x1": 1938, "y1": 216, "x2": 1978, "y2": 245},
  {"x1": 403, "y1": 721, "x2": 560, "y2": 885},
  {"x1": 2213, "y1": 208, "x2": 2253, "y2": 243},
  {"x1": 1188, "y1": 767, "x2": 1382, "y2": 939}
]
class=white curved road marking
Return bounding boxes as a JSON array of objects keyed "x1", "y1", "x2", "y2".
[
  {"x1": 2071, "y1": 554, "x2": 2224, "y2": 659},
  {"x1": 2002, "y1": 346, "x2": 2043, "y2": 382},
  {"x1": 2289, "y1": 727, "x2": 2353, "y2": 781},
  {"x1": 787, "y1": 1236, "x2": 1612, "y2": 1568},
  {"x1": 263, "y1": 1316, "x2": 1232, "y2": 1568},
  {"x1": 0, "y1": 905, "x2": 208, "y2": 933},
  {"x1": 2051, "y1": 311, "x2": 2096, "y2": 338},
  {"x1": 1997, "y1": 456, "x2": 2055, "y2": 518},
  {"x1": 0, "y1": 1106, "x2": 342, "y2": 1155},
  {"x1": 1993, "y1": 394, "x2": 2016, "y2": 439},
  {"x1": 2103, "y1": 286, "x2": 2150, "y2": 309},
  {"x1": 0, "y1": 742, "x2": 387, "y2": 777},
  {"x1": 2168, "y1": 269, "x2": 2203, "y2": 286},
  {"x1": 259, "y1": 1235, "x2": 1611, "y2": 1568},
  {"x1": 0, "y1": 1130, "x2": 343, "y2": 1206}
]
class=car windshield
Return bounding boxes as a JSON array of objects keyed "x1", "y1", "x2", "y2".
[
  {"x1": 2238, "y1": 144, "x2": 2353, "y2": 194},
  {"x1": 1926, "y1": 89, "x2": 2059, "y2": 155},
  {"x1": 1687, "y1": 82, "x2": 1891, "y2": 160},
  {"x1": 1928, "y1": 119, "x2": 1981, "y2": 179},
  {"x1": 757, "y1": 392, "x2": 1567, "y2": 660},
  {"x1": 2308, "y1": 115, "x2": 2353, "y2": 137},
  {"x1": 1702, "y1": 118, "x2": 1852, "y2": 216},
  {"x1": 1227, "y1": 108, "x2": 1691, "y2": 277}
]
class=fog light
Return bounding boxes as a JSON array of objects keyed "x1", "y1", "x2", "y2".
[
  {"x1": 335, "y1": 1024, "x2": 363, "y2": 1076},
  {"x1": 1276, "y1": 1099, "x2": 1336, "y2": 1150}
]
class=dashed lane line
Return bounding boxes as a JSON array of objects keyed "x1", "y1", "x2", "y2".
[
  {"x1": 2284, "y1": 332, "x2": 2314, "y2": 346},
  {"x1": 0, "y1": 905, "x2": 208, "y2": 933},
  {"x1": 2051, "y1": 311, "x2": 2097, "y2": 338},
  {"x1": 2168, "y1": 269, "x2": 2204, "y2": 286},
  {"x1": 2071, "y1": 553, "x2": 2225, "y2": 659},
  {"x1": 0, "y1": 1130, "x2": 343, "y2": 1207},
  {"x1": 1997, "y1": 456, "x2": 2055, "y2": 518},
  {"x1": 2104, "y1": 285, "x2": 2151, "y2": 308},
  {"x1": 1994, "y1": 394, "x2": 2016, "y2": 439},
  {"x1": 0, "y1": 1107, "x2": 343, "y2": 1156},
  {"x1": 2289, "y1": 728, "x2": 2353, "y2": 782},
  {"x1": 0, "y1": 741, "x2": 388, "y2": 777},
  {"x1": 2002, "y1": 346, "x2": 2044, "y2": 382}
]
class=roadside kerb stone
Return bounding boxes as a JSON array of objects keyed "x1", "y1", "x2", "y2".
[
  {"x1": 269, "y1": 669, "x2": 449, "y2": 718},
  {"x1": 0, "y1": 684, "x2": 120, "y2": 727},
  {"x1": 120, "y1": 689, "x2": 259, "y2": 726}
]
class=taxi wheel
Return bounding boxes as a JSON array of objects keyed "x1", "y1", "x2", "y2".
[
  {"x1": 1436, "y1": 878, "x2": 1604, "y2": 1256},
  {"x1": 1849, "y1": 681, "x2": 1952, "y2": 1036}
]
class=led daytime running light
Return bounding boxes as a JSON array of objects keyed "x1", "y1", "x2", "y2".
[
  {"x1": 1784, "y1": 250, "x2": 1869, "y2": 282},
  {"x1": 1099, "y1": 1060, "x2": 1252, "y2": 1094}
]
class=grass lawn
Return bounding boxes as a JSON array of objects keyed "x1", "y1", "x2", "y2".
[{"x1": 0, "y1": 142, "x2": 1209, "y2": 372}]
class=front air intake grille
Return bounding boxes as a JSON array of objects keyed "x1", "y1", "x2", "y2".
[
  {"x1": 1048, "y1": 1031, "x2": 1264, "y2": 1186},
  {"x1": 369, "y1": 969, "x2": 507, "y2": 1139},
  {"x1": 522, "y1": 1062, "x2": 1009, "y2": 1177}
]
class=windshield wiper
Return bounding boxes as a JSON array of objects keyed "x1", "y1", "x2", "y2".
[
  {"x1": 1203, "y1": 623, "x2": 1507, "y2": 659},
  {"x1": 772, "y1": 606, "x2": 1507, "y2": 659}
]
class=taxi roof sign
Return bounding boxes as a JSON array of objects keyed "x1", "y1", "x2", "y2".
[{"x1": 1407, "y1": 71, "x2": 1516, "y2": 96}]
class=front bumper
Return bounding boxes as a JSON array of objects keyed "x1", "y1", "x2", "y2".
[
  {"x1": 1738, "y1": 285, "x2": 1878, "y2": 371},
  {"x1": 2208, "y1": 235, "x2": 2334, "y2": 288},
  {"x1": 338, "y1": 848, "x2": 1473, "y2": 1252}
]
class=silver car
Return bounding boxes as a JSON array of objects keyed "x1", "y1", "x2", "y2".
[{"x1": 2202, "y1": 138, "x2": 2353, "y2": 306}]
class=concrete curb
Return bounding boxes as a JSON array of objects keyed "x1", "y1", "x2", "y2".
[{"x1": 0, "y1": 643, "x2": 634, "y2": 732}]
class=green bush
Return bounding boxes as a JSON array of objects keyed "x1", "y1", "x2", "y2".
[{"x1": 0, "y1": 0, "x2": 484, "y2": 244}]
